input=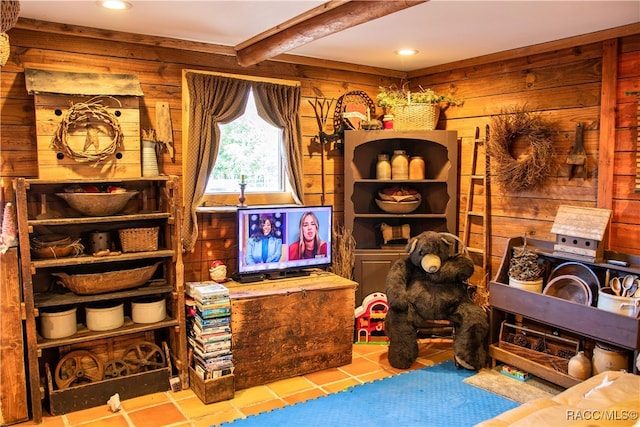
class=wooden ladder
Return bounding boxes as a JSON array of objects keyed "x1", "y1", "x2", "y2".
[{"x1": 462, "y1": 125, "x2": 491, "y2": 283}]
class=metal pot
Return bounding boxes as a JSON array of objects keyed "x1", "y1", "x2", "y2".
[
  {"x1": 84, "y1": 231, "x2": 113, "y2": 254},
  {"x1": 597, "y1": 287, "x2": 640, "y2": 317}
]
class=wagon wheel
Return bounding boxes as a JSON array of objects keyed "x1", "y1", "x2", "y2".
[
  {"x1": 122, "y1": 341, "x2": 166, "y2": 373},
  {"x1": 54, "y1": 350, "x2": 104, "y2": 389},
  {"x1": 103, "y1": 358, "x2": 130, "y2": 379}
]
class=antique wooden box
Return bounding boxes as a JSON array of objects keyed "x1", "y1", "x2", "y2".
[
  {"x1": 227, "y1": 273, "x2": 357, "y2": 390},
  {"x1": 189, "y1": 368, "x2": 235, "y2": 404},
  {"x1": 25, "y1": 68, "x2": 143, "y2": 179}
]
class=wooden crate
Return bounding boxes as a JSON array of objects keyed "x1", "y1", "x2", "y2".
[
  {"x1": 228, "y1": 273, "x2": 357, "y2": 390},
  {"x1": 44, "y1": 334, "x2": 171, "y2": 415},
  {"x1": 25, "y1": 68, "x2": 143, "y2": 179},
  {"x1": 499, "y1": 321, "x2": 579, "y2": 374},
  {"x1": 189, "y1": 368, "x2": 235, "y2": 404}
]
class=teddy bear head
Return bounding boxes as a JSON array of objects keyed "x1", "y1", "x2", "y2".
[{"x1": 405, "y1": 231, "x2": 459, "y2": 273}]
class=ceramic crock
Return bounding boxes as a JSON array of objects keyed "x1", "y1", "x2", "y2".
[
  {"x1": 592, "y1": 342, "x2": 629, "y2": 375},
  {"x1": 597, "y1": 287, "x2": 640, "y2": 317},
  {"x1": 86, "y1": 301, "x2": 124, "y2": 331},
  {"x1": 131, "y1": 296, "x2": 166, "y2": 324},
  {"x1": 40, "y1": 306, "x2": 77, "y2": 339},
  {"x1": 508, "y1": 277, "x2": 543, "y2": 293}
]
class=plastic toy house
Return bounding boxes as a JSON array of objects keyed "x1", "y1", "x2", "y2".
[{"x1": 354, "y1": 292, "x2": 389, "y2": 343}]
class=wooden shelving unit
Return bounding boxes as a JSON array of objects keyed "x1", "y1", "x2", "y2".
[
  {"x1": 489, "y1": 237, "x2": 640, "y2": 388},
  {"x1": 343, "y1": 130, "x2": 458, "y2": 305},
  {"x1": 14, "y1": 177, "x2": 187, "y2": 423}
]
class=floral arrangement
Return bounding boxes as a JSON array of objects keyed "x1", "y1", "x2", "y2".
[{"x1": 376, "y1": 84, "x2": 463, "y2": 113}]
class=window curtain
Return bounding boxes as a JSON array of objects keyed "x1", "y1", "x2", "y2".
[
  {"x1": 252, "y1": 82, "x2": 304, "y2": 205},
  {"x1": 183, "y1": 73, "x2": 251, "y2": 251},
  {"x1": 182, "y1": 73, "x2": 305, "y2": 252}
]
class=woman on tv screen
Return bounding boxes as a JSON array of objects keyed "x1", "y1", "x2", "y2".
[
  {"x1": 245, "y1": 214, "x2": 282, "y2": 264},
  {"x1": 288, "y1": 211, "x2": 328, "y2": 260}
]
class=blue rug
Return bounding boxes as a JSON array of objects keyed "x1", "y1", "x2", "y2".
[{"x1": 223, "y1": 360, "x2": 518, "y2": 427}]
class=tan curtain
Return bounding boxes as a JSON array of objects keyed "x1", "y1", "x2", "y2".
[
  {"x1": 183, "y1": 72, "x2": 250, "y2": 251},
  {"x1": 252, "y1": 82, "x2": 304, "y2": 205}
]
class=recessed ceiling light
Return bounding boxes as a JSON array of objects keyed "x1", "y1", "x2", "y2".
[
  {"x1": 396, "y1": 49, "x2": 418, "y2": 56},
  {"x1": 100, "y1": 0, "x2": 132, "y2": 10}
]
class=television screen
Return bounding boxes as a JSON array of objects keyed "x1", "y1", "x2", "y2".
[{"x1": 236, "y1": 205, "x2": 332, "y2": 280}]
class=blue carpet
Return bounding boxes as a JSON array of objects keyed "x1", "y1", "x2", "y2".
[{"x1": 223, "y1": 360, "x2": 518, "y2": 427}]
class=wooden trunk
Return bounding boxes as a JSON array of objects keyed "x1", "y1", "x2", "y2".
[
  {"x1": 227, "y1": 273, "x2": 357, "y2": 390},
  {"x1": 0, "y1": 248, "x2": 29, "y2": 425}
]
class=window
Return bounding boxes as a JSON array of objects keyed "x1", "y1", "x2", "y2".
[
  {"x1": 205, "y1": 91, "x2": 287, "y2": 195},
  {"x1": 182, "y1": 70, "x2": 303, "y2": 250}
]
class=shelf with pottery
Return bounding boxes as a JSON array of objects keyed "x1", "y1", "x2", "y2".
[
  {"x1": 13, "y1": 176, "x2": 187, "y2": 422},
  {"x1": 343, "y1": 130, "x2": 458, "y2": 305},
  {"x1": 489, "y1": 236, "x2": 640, "y2": 388}
]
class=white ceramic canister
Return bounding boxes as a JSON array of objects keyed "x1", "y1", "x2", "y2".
[
  {"x1": 376, "y1": 154, "x2": 391, "y2": 180},
  {"x1": 86, "y1": 301, "x2": 124, "y2": 331},
  {"x1": 597, "y1": 287, "x2": 640, "y2": 317},
  {"x1": 40, "y1": 306, "x2": 77, "y2": 339},
  {"x1": 131, "y1": 296, "x2": 166, "y2": 324},
  {"x1": 391, "y1": 150, "x2": 409, "y2": 180},
  {"x1": 508, "y1": 277, "x2": 543, "y2": 293},
  {"x1": 592, "y1": 342, "x2": 629, "y2": 374}
]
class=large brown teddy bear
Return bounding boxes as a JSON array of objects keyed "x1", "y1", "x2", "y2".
[{"x1": 384, "y1": 231, "x2": 489, "y2": 370}]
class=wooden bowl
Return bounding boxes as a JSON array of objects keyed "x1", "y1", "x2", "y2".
[
  {"x1": 375, "y1": 198, "x2": 421, "y2": 214},
  {"x1": 56, "y1": 191, "x2": 138, "y2": 216},
  {"x1": 51, "y1": 262, "x2": 160, "y2": 295}
]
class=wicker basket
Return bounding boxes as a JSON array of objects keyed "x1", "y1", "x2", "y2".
[
  {"x1": 118, "y1": 227, "x2": 159, "y2": 252},
  {"x1": 394, "y1": 104, "x2": 440, "y2": 131},
  {"x1": 1, "y1": 0, "x2": 20, "y2": 33},
  {"x1": 0, "y1": 32, "x2": 9, "y2": 67}
]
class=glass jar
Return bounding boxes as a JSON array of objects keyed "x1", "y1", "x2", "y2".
[
  {"x1": 376, "y1": 154, "x2": 391, "y2": 180},
  {"x1": 383, "y1": 115, "x2": 394, "y2": 130},
  {"x1": 409, "y1": 156, "x2": 425, "y2": 180},
  {"x1": 391, "y1": 150, "x2": 409, "y2": 180}
]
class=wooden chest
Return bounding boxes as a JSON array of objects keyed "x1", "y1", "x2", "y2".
[{"x1": 227, "y1": 273, "x2": 357, "y2": 390}]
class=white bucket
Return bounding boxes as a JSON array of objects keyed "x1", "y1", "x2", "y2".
[
  {"x1": 40, "y1": 307, "x2": 77, "y2": 339},
  {"x1": 86, "y1": 302, "x2": 124, "y2": 331},
  {"x1": 508, "y1": 277, "x2": 543, "y2": 293},
  {"x1": 131, "y1": 296, "x2": 166, "y2": 324},
  {"x1": 597, "y1": 287, "x2": 640, "y2": 317}
]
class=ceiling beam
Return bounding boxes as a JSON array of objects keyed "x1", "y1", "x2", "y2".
[{"x1": 235, "y1": 0, "x2": 427, "y2": 67}]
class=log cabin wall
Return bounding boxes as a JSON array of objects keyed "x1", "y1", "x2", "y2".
[
  {"x1": 1, "y1": 20, "x2": 638, "y2": 286},
  {"x1": 408, "y1": 30, "x2": 640, "y2": 280},
  {"x1": 0, "y1": 21, "x2": 400, "y2": 282}
]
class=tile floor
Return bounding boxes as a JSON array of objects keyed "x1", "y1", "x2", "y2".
[{"x1": 16, "y1": 339, "x2": 454, "y2": 427}]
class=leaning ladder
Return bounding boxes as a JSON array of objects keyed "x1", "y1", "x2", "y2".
[{"x1": 462, "y1": 125, "x2": 491, "y2": 284}]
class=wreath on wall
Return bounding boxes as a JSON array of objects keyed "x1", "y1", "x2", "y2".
[
  {"x1": 488, "y1": 106, "x2": 556, "y2": 192},
  {"x1": 50, "y1": 96, "x2": 124, "y2": 163}
]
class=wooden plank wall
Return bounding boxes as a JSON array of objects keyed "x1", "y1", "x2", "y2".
[
  {"x1": 0, "y1": 22, "x2": 397, "y2": 283},
  {"x1": 409, "y1": 33, "x2": 640, "y2": 282},
  {"x1": 1, "y1": 20, "x2": 639, "y2": 286}
]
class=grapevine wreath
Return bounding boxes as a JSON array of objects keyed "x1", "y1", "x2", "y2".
[
  {"x1": 50, "y1": 96, "x2": 124, "y2": 163},
  {"x1": 488, "y1": 107, "x2": 556, "y2": 192}
]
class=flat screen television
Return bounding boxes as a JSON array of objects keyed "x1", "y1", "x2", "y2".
[{"x1": 235, "y1": 205, "x2": 332, "y2": 281}]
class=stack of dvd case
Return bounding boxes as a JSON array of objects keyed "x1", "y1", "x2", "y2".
[{"x1": 185, "y1": 282, "x2": 234, "y2": 380}]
